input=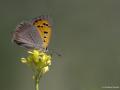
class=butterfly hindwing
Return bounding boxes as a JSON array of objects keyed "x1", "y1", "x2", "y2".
[{"x1": 13, "y1": 21, "x2": 42, "y2": 50}]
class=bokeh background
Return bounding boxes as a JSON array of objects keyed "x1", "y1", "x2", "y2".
[{"x1": 1, "y1": 0, "x2": 120, "y2": 90}]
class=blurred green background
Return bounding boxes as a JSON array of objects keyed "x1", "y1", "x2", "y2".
[{"x1": 1, "y1": 0, "x2": 120, "y2": 90}]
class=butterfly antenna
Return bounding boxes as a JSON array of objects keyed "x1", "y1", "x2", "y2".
[{"x1": 49, "y1": 49, "x2": 62, "y2": 57}]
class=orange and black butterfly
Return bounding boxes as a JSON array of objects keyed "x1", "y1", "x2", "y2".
[{"x1": 12, "y1": 15, "x2": 52, "y2": 52}]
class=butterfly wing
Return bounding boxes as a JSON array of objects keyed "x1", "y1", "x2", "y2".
[
  {"x1": 32, "y1": 16, "x2": 52, "y2": 50},
  {"x1": 12, "y1": 21, "x2": 43, "y2": 50}
]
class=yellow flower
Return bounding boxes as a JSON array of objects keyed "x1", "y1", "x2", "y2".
[
  {"x1": 42, "y1": 66, "x2": 49, "y2": 74},
  {"x1": 20, "y1": 50, "x2": 52, "y2": 75}
]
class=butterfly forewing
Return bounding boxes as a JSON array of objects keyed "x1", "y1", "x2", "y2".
[{"x1": 32, "y1": 16, "x2": 52, "y2": 50}]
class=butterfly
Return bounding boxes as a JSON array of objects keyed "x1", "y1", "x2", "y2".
[{"x1": 12, "y1": 15, "x2": 52, "y2": 52}]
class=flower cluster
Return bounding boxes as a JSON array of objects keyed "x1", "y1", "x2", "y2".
[{"x1": 21, "y1": 50, "x2": 52, "y2": 75}]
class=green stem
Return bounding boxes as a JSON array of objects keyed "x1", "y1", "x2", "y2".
[
  {"x1": 35, "y1": 72, "x2": 42, "y2": 90},
  {"x1": 35, "y1": 77, "x2": 39, "y2": 90}
]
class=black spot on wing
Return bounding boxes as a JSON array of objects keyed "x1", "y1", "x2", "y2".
[
  {"x1": 43, "y1": 23, "x2": 48, "y2": 26},
  {"x1": 37, "y1": 25, "x2": 40, "y2": 27},
  {"x1": 43, "y1": 40, "x2": 46, "y2": 42},
  {"x1": 44, "y1": 36, "x2": 47, "y2": 38},
  {"x1": 44, "y1": 31, "x2": 48, "y2": 34},
  {"x1": 40, "y1": 26, "x2": 43, "y2": 28}
]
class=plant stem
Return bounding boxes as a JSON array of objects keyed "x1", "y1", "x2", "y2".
[
  {"x1": 35, "y1": 77, "x2": 39, "y2": 90},
  {"x1": 35, "y1": 72, "x2": 41, "y2": 90}
]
